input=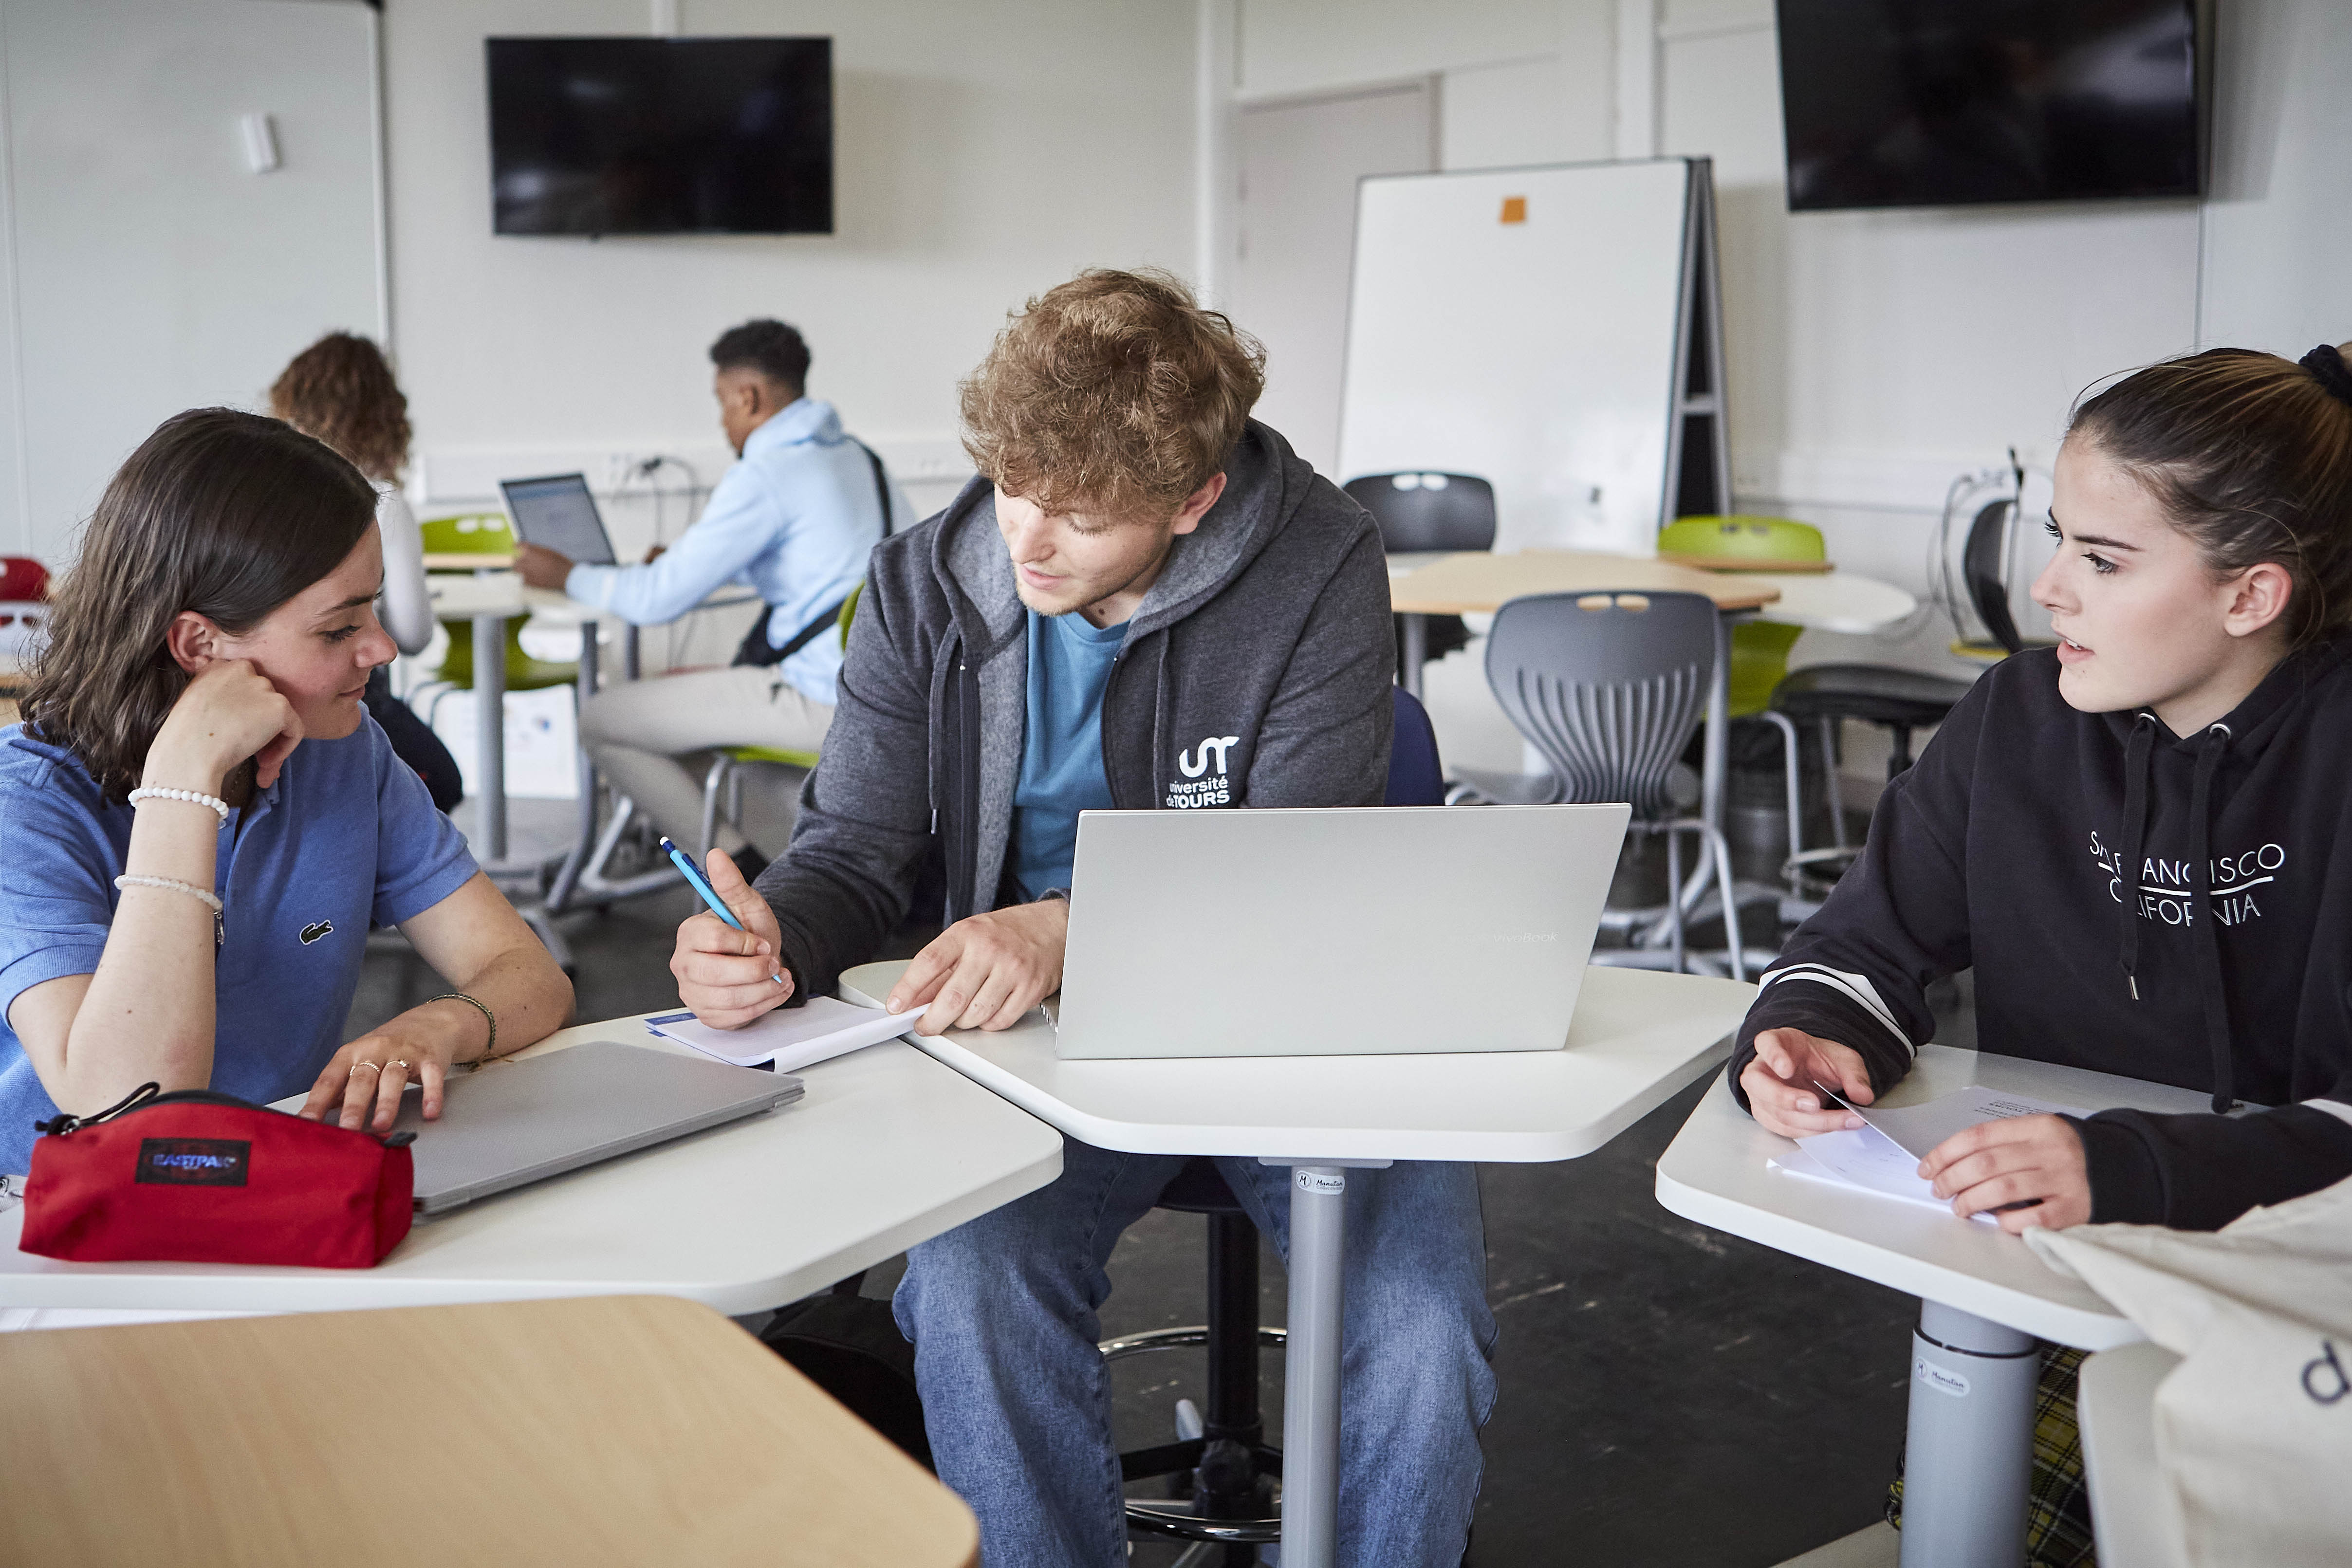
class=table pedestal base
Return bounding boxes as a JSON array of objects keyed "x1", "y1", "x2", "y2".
[{"x1": 1901, "y1": 1300, "x2": 2037, "y2": 1568}]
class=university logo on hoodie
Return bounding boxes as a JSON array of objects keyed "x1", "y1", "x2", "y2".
[{"x1": 1168, "y1": 733, "x2": 1240, "y2": 808}]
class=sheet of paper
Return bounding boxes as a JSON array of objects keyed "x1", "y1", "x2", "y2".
[
  {"x1": 1768, "y1": 1147, "x2": 1998, "y2": 1226},
  {"x1": 1858, "y1": 1086, "x2": 2087, "y2": 1159},
  {"x1": 643, "y1": 995, "x2": 921, "y2": 1071},
  {"x1": 1778, "y1": 1085, "x2": 2089, "y2": 1226}
]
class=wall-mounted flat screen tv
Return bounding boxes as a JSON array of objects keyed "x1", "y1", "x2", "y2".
[
  {"x1": 1774, "y1": 1, "x2": 2203, "y2": 212},
  {"x1": 488, "y1": 37, "x2": 831, "y2": 236}
]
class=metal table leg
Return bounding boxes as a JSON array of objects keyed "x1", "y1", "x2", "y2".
[
  {"x1": 472, "y1": 610, "x2": 507, "y2": 864},
  {"x1": 1900, "y1": 1300, "x2": 2038, "y2": 1568},
  {"x1": 1262, "y1": 1157, "x2": 1390, "y2": 1568},
  {"x1": 1399, "y1": 612, "x2": 1427, "y2": 700},
  {"x1": 544, "y1": 617, "x2": 598, "y2": 913}
]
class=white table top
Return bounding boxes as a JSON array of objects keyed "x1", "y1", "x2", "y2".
[
  {"x1": 1743, "y1": 571, "x2": 1917, "y2": 635},
  {"x1": 426, "y1": 574, "x2": 762, "y2": 625},
  {"x1": 1653, "y1": 1045, "x2": 2215, "y2": 1348},
  {"x1": 0, "y1": 1013, "x2": 1063, "y2": 1314},
  {"x1": 840, "y1": 961, "x2": 1756, "y2": 1163}
]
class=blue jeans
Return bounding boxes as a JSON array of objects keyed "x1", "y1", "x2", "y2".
[{"x1": 894, "y1": 1141, "x2": 1498, "y2": 1567}]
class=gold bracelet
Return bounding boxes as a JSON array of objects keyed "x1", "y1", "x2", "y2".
[{"x1": 430, "y1": 991, "x2": 498, "y2": 1064}]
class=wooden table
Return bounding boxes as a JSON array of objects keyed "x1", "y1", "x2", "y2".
[
  {"x1": 0, "y1": 1293, "x2": 979, "y2": 1568},
  {"x1": 1387, "y1": 548, "x2": 1782, "y2": 622}
]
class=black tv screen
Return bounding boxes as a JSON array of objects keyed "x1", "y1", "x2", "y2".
[
  {"x1": 488, "y1": 37, "x2": 832, "y2": 236},
  {"x1": 1774, "y1": 1, "x2": 2202, "y2": 212}
]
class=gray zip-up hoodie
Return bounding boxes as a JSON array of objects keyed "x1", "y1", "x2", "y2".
[{"x1": 750, "y1": 419, "x2": 1395, "y2": 1000}]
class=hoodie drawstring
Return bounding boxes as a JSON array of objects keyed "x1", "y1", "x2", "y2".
[
  {"x1": 2187, "y1": 723, "x2": 2238, "y2": 1113},
  {"x1": 2115, "y1": 714, "x2": 2157, "y2": 1000}
]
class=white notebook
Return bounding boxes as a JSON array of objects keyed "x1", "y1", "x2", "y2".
[
  {"x1": 1768, "y1": 1085, "x2": 2088, "y2": 1224},
  {"x1": 643, "y1": 995, "x2": 923, "y2": 1071}
]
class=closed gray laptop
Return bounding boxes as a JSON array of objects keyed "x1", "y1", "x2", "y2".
[
  {"x1": 1054, "y1": 804, "x2": 1630, "y2": 1060},
  {"x1": 391, "y1": 1041, "x2": 802, "y2": 1214}
]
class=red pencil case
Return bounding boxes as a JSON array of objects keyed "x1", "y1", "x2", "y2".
[{"x1": 19, "y1": 1082, "x2": 415, "y2": 1268}]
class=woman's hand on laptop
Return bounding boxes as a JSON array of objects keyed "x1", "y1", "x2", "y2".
[
  {"x1": 887, "y1": 899, "x2": 1068, "y2": 1035},
  {"x1": 670, "y1": 849, "x2": 794, "y2": 1029},
  {"x1": 1742, "y1": 1028, "x2": 1876, "y2": 1139}
]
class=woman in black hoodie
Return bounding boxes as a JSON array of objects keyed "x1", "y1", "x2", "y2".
[{"x1": 1734, "y1": 342, "x2": 2352, "y2": 1235}]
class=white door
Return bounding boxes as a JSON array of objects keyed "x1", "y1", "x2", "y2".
[
  {"x1": 0, "y1": 0, "x2": 385, "y2": 560},
  {"x1": 1228, "y1": 83, "x2": 1434, "y2": 479}
]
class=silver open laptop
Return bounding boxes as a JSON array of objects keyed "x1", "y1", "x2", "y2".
[
  {"x1": 1053, "y1": 804, "x2": 1630, "y2": 1060},
  {"x1": 391, "y1": 1041, "x2": 801, "y2": 1214}
]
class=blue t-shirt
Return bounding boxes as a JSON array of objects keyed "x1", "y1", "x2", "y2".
[
  {"x1": 1008, "y1": 609, "x2": 1127, "y2": 902},
  {"x1": 0, "y1": 716, "x2": 478, "y2": 1172}
]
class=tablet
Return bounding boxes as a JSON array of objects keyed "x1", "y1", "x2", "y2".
[{"x1": 500, "y1": 472, "x2": 617, "y2": 565}]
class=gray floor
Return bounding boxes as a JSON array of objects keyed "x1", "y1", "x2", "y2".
[{"x1": 348, "y1": 837, "x2": 1962, "y2": 1568}]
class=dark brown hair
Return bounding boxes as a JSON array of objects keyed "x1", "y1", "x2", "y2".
[
  {"x1": 268, "y1": 332, "x2": 411, "y2": 484},
  {"x1": 22, "y1": 409, "x2": 377, "y2": 800},
  {"x1": 959, "y1": 267, "x2": 1266, "y2": 519},
  {"x1": 2069, "y1": 342, "x2": 2352, "y2": 646}
]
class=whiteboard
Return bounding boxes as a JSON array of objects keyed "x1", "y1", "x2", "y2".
[
  {"x1": 1336, "y1": 160, "x2": 1697, "y2": 556},
  {"x1": 0, "y1": 0, "x2": 385, "y2": 562}
]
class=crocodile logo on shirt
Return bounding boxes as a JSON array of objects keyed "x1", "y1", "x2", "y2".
[{"x1": 299, "y1": 919, "x2": 335, "y2": 945}]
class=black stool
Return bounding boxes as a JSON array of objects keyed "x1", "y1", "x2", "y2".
[
  {"x1": 1763, "y1": 664, "x2": 1974, "y2": 895},
  {"x1": 1102, "y1": 1157, "x2": 1284, "y2": 1561}
]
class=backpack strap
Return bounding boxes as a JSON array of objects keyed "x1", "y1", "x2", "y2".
[{"x1": 732, "y1": 443, "x2": 894, "y2": 667}]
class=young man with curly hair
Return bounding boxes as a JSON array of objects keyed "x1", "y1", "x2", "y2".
[{"x1": 669, "y1": 269, "x2": 1495, "y2": 1565}]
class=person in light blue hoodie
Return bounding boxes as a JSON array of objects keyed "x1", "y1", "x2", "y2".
[{"x1": 516, "y1": 320, "x2": 912, "y2": 875}]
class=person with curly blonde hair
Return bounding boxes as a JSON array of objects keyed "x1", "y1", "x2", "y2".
[
  {"x1": 668, "y1": 269, "x2": 1494, "y2": 1566},
  {"x1": 269, "y1": 333, "x2": 459, "y2": 811}
]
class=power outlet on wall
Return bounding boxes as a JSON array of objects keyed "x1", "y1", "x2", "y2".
[{"x1": 600, "y1": 452, "x2": 651, "y2": 491}]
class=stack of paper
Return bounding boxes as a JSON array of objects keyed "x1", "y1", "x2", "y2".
[
  {"x1": 643, "y1": 996, "x2": 923, "y2": 1072},
  {"x1": 1769, "y1": 1085, "x2": 2088, "y2": 1224}
]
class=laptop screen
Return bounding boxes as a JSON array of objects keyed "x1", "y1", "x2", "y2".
[{"x1": 500, "y1": 473, "x2": 616, "y2": 565}]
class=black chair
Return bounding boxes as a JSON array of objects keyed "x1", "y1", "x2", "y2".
[
  {"x1": 1344, "y1": 472, "x2": 1497, "y2": 676},
  {"x1": 1103, "y1": 686, "x2": 1445, "y2": 1562}
]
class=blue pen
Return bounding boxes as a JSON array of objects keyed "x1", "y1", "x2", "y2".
[{"x1": 659, "y1": 836, "x2": 785, "y2": 987}]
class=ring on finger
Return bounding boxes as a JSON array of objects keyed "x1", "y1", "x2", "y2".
[
  {"x1": 349, "y1": 1060, "x2": 383, "y2": 1078},
  {"x1": 386, "y1": 1059, "x2": 410, "y2": 1072}
]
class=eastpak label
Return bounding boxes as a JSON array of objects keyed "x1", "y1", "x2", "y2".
[{"x1": 135, "y1": 1138, "x2": 251, "y2": 1187}]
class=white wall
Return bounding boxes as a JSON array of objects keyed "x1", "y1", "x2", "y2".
[
  {"x1": 0, "y1": 0, "x2": 383, "y2": 561},
  {"x1": 385, "y1": 0, "x2": 1199, "y2": 548},
  {"x1": 1242, "y1": 0, "x2": 2348, "y2": 682}
]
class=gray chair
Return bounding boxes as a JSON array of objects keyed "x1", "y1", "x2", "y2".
[
  {"x1": 1485, "y1": 590, "x2": 1746, "y2": 981},
  {"x1": 1345, "y1": 472, "x2": 1497, "y2": 678}
]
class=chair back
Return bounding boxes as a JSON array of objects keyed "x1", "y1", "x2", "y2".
[
  {"x1": 1385, "y1": 686, "x2": 1444, "y2": 807},
  {"x1": 420, "y1": 512, "x2": 515, "y2": 555},
  {"x1": 1961, "y1": 497, "x2": 2029, "y2": 654},
  {"x1": 1657, "y1": 514, "x2": 1824, "y2": 563},
  {"x1": 1342, "y1": 473, "x2": 1497, "y2": 554},
  {"x1": 1484, "y1": 590, "x2": 1717, "y2": 818}
]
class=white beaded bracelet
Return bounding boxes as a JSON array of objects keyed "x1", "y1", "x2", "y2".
[
  {"x1": 127, "y1": 787, "x2": 231, "y2": 825},
  {"x1": 113, "y1": 875, "x2": 227, "y2": 948}
]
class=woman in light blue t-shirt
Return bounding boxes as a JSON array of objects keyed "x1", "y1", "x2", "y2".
[{"x1": 0, "y1": 409, "x2": 571, "y2": 1172}]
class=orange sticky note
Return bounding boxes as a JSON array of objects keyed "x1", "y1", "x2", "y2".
[{"x1": 1500, "y1": 196, "x2": 1527, "y2": 224}]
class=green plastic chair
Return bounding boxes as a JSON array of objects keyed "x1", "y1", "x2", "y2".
[
  {"x1": 698, "y1": 583, "x2": 862, "y2": 860},
  {"x1": 1659, "y1": 515, "x2": 1824, "y2": 718},
  {"x1": 419, "y1": 512, "x2": 579, "y2": 694}
]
